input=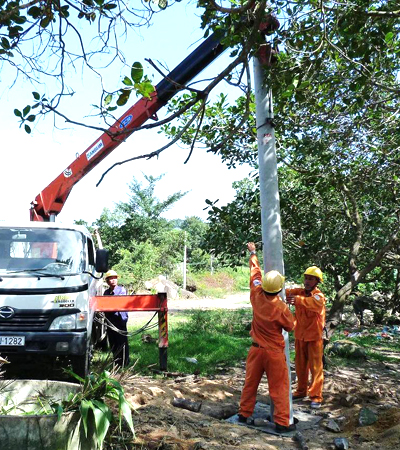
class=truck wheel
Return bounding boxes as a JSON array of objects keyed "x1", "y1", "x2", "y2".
[{"x1": 71, "y1": 352, "x2": 90, "y2": 378}]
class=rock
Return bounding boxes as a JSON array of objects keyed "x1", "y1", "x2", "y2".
[
  {"x1": 362, "y1": 309, "x2": 375, "y2": 326},
  {"x1": 358, "y1": 407, "x2": 378, "y2": 426},
  {"x1": 352, "y1": 292, "x2": 390, "y2": 325},
  {"x1": 184, "y1": 357, "x2": 198, "y2": 364},
  {"x1": 325, "y1": 419, "x2": 341, "y2": 433},
  {"x1": 171, "y1": 397, "x2": 202, "y2": 412},
  {"x1": 336, "y1": 416, "x2": 347, "y2": 425},
  {"x1": 145, "y1": 275, "x2": 179, "y2": 299},
  {"x1": 253, "y1": 418, "x2": 269, "y2": 427},
  {"x1": 384, "y1": 311, "x2": 400, "y2": 325},
  {"x1": 294, "y1": 431, "x2": 309, "y2": 449},
  {"x1": 379, "y1": 423, "x2": 400, "y2": 440},
  {"x1": 339, "y1": 394, "x2": 357, "y2": 407},
  {"x1": 142, "y1": 334, "x2": 157, "y2": 344},
  {"x1": 341, "y1": 305, "x2": 361, "y2": 327},
  {"x1": 200, "y1": 403, "x2": 238, "y2": 419},
  {"x1": 333, "y1": 437, "x2": 349, "y2": 449},
  {"x1": 326, "y1": 340, "x2": 367, "y2": 359},
  {"x1": 179, "y1": 289, "x2": 197, "y2": 299}
]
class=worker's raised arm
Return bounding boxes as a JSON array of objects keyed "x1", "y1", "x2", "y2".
[
  {"x1": 247, "y1": 242, "x2": 262, "y2": 288},
  {"x1": 286, "y1": 289, "x2": 325, "y2": 313}
]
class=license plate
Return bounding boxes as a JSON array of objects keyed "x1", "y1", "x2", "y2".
[{"x1": 0, "y1": 336, "x2": 25, "y2": 346}]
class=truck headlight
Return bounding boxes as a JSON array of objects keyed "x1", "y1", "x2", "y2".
[{"x1": 49, "y1": 312, "x2": 88, "y2": 330}]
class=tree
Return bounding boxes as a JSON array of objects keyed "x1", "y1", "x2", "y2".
[
  {"x1": 94, "y1": 173, "x2": 188, "y2": 285},
  {"x1": 163, "y1": 1, "x2": 400, "y2": 338},
  {"x1": 0, "y1": 0, "x2": 167, "y2": 130},
  {"x1": 178, "y1": 216, "x2": 211, "y2": 271},
  {"x1": 2, "y1": 0, "x2": 278, "y2": 189}
]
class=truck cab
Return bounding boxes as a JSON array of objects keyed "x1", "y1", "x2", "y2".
[{"x1": 0, "y1": 222, "x2": 108, "y2": 377}]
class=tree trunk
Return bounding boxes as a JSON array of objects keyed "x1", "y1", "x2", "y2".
[
  {"x1": 323, "y1": 288, "x2": 351, "y2": 342},
  {"x1": 393, "y1": 268, "x2": 400, "y2": 313},
  {"x1": 324, "y1": 230, "x2": 399, "y2": 341}
]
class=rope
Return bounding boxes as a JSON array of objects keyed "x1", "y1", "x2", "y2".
[{"x1": 94, "y1": 311, "x2": 159, "y2": 337}]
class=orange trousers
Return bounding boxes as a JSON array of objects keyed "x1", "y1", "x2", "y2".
[
  {"x1": 239, "y1": 346, "x2": 290, "y2": 426},
  {"x1": 294, "y1": 339, "x2": 324, "y2": 402}
]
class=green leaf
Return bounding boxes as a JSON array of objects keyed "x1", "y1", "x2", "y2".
[
  {"x1": 385, "y1": 32, "x2": 394, "y2": 43},
  {"x1": 59, "y1": 6, "x2": 70, "y2": 18},
  {"x1": 137, "y1": 81, "x2": 155, "y2": 99},
  {"x1": 103, "y1": 3, "x2": 117, "y2": 10},
  {"x1": 24, "y1": 124, "x2": 31, "y2": 134},
  {"x1": 32, "y1": 91, "x2": 40, "y2": 100},
  {"x1": 116, "y1": 89, "x2": 131, "y2": 106},
  {"x1": 23, "y1": 105, "x2": 31, "y2": 117},
  {"x1": 122, "y1": 76, "x2": 133, "y2": 86},
  {"x1": 158, "y1": 0, "x2": 167, "y2": 9},
  {"x1": 299, "y1": 81, "x2": 310, "y2": 89},
  {"x1": 28, "y1": 6, "x2": 42, "y2": 19},
  {"x1": 13, "y1": 15, "x2": 27, "y2": 24},
  {"x1": 131, "y1": 62, "x2": 143, "y2": 83},
  {"x1": 80, "y1": 399, "x2": 93, "y2": 437},
  {"x1": 104, "y1": 94, "x2": 113, "y2": 106},
  {"x1": 53, "y1": 404, "x2": 64, "y2": 421},
  {"x1": 92, "y1": 402, "x2": 111, "y2": 448},
  {"x1": 14, "y1": 109, "x2": 22, "y2": 117},
  {"x1": 40, "y1": 16, "x2": 51, "y2": 28},
  {"x1": 1, "y1": 38, "x2": 10, "y2": 50},
  {"x1": 26, "y1": 115, "x2": 36, "y2": 122},
  {"x1": 119, "y1": 397, "x2": 134, "y2": 434}
]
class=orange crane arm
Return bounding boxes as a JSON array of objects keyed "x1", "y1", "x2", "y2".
[{"x1": 30, "y1": 33, "x2": 225, "y2": 221}]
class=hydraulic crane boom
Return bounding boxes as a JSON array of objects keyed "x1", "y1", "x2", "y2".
[{"x1": 30, "y1": 33, "x2": 225, "y2": 221}]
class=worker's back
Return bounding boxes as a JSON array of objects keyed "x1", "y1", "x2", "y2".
[{"x1": 250, "y1": 289, "x2": 294, "y2": 350}]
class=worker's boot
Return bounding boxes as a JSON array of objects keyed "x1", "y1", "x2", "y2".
[
  {"x1": 292, "y1": 393, "x2": 307, "y2": 400},
  {"x1": 238, "y1": 414, "x2": 255, "y2": 425},
  {"x1": 275, "y1": 423, "x2": 296, "y2": 433}
]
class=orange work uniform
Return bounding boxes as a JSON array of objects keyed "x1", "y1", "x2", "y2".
[
  {"x1": 286, "y1": 287, "x2": 326, "y2": 403},
  {"x1": 239, "y1": 254, "x2": 295, "y2": 426}
]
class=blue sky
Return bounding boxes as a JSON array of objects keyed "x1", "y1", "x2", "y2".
[{"x1": 0, "y1": 2, "x2": 252, "y2": 225}]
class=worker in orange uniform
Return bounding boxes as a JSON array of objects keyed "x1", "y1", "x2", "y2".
[
  {"x1": 286, "y1": 266, "x2": 325, "y2": 409},
  {"x1": 238, "y1": 242, "x2": 296, "y2": 433}
]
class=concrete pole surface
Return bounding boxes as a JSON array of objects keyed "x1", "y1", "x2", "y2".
[{"x1": 253, "y1": 56, "x2": 294, "y2": 425}]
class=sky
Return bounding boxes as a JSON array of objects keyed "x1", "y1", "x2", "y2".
[{"x1": 0, "y1": 3, "x2": 252, "y2": 226}]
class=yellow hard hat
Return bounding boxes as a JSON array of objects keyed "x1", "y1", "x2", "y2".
[
  {"x1": 104, "y1": 269, "x2": 118, "y2": 279},
  {"x1": 262, "y1": 270, "x2": 285, "y2": 294},
  {"x1": 304, "y1": 266, "x2": 323, "y2": 282}
]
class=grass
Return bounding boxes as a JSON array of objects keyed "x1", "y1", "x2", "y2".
[
  {"x1": 328, "y1": 326, "x2": 400, "y2": 364},
  {"x1": 94, "y1": 309, "x2": 253, "y2": 375}
]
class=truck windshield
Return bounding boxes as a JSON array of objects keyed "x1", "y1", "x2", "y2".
[{"x1": 0, "y1": 228, "x2": 85, "y2": 275}]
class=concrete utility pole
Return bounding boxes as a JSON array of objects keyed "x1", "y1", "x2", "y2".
[{"x1": 253, "y1": 56, "x2": 294, "y2": 425}]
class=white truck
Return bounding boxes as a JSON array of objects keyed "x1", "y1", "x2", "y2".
[{"x1": 0, "y1": 222, "x2": 108, "y2": 377}]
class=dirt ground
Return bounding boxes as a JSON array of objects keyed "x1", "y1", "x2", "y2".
[{"x1": 121, "y1": 294, "x2": 400, "y2": 450}]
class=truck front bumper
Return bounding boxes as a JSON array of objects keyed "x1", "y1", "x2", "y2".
[{"x1": 0, "y1": 331, "x2": 88, "y2": 356}]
